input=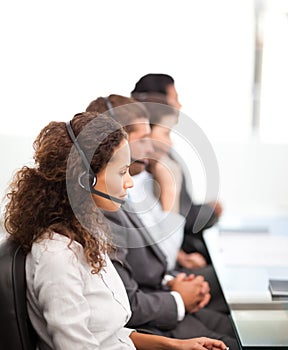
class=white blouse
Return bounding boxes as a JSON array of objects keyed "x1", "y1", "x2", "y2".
[{"x1": 25, "y1": 232, "x2": 136, "y2": 350}]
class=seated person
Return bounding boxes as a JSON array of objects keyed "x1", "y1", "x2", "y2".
[
  {"x1": 86, "y1": 95, "x2": 239, "y2": 349},
  {"x1": 3, "y1": 112, "x2": 228, "y2": 350},
  {"x1": 123, "y1": 99, "x2": 228, "y2": 314},
  {"x1": 129, "y1": 102, "x2": 206, "y2": 270},
  {"x1": 131, "y1": 73, "x2": 223, "y2": 260}
]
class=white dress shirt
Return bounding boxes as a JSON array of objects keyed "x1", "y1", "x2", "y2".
[
  {"x1": 128, "y1": 170, "x2": 185, "y2": 271},
  {"x1": 26, "y1": 232, "x2": 135, "y2": 350},
  {"x1": 128, "y1": 170, "x2": 186, "y2": 321}
]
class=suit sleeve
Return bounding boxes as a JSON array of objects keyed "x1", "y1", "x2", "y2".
[
  {"x1": 184, "y1": 202, "x2": 218, "y2": 234},
  {"x1": 110, "y1": 248, "x2": 179, "y2": 331},
  {"x1": 180, "y1": 176, "x2": 218, "y2": 234}
]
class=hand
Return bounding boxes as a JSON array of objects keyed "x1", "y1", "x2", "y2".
[
  {"x1": 184, "y1": 274, "x2": 211, "y2": 310},
  {"x1": 208, "y1": 201, "x2": 223, "y2": 219},
  {"x1": 175, "y1": 336, "x2": 228, "y2": 350},
  {"x1": 177, "y1": 250, "x2": 207, "y2": 269},
  {"x1": 168, "y1": 273, "x2": 211, "y2": 313},
  {"x1": 149, "y1": 155, "x2": 183, "y2": 212}
]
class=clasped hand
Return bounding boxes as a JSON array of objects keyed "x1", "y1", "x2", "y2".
[{"x1": 168, "y1": 273, "x2": 211, "y2": 313}]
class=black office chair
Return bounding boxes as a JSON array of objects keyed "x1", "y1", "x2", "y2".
[{"x1": 0, "y1": 238, "x2": 37, "y2": 350}]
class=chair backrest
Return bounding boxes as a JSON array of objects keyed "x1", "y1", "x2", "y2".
[{"x1": 0, "y1": 239, "x2": 37, "y2": 350}]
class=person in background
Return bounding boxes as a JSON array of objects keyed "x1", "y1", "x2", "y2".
[
  {"x1": 3, "y1": 111, "x2": 228, "y2": 350},
  {"x1": 136, "y1": 101, "x2": 228, "y2": 311},
  {"x1": 131, "y1": 73, "x2": 223, "y2": 262},
  {"x1": 86, "y1": 95, "x2": 153, "y2": 177},
  {"x1": 131, "y1": 73, "x2": 182, "y2": 110},
  {"x1": 86, "y1": 96, "x2": 239, "y2": 349}
]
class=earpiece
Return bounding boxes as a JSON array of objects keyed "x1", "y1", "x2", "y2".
[
  {"x1": 78, "y1": 171, "x2": 96, "y2": 192},
  {"x1": 104, "y1": 96, "x2": 117, "y2": 119}
]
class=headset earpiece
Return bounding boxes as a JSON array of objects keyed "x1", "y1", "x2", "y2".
[
  {"x1": 104, "y1": 96, "x2": 117, "y2": 119},
  {"x1": 78, "y1": 171, "x2": 97, "y2": 192}
]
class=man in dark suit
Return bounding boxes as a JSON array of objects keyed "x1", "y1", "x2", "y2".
[
  {"x1": 131, "y1": 73, "x2": 223, "y2": 262},
  {"x1": 103, "y1": 204, "x2": 238, "y2": 348},
  {"x1": 86, "y1": 95, "x2": 239, "y2": 349}
]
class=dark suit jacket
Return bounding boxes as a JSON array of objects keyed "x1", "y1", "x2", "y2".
[
  {"x1": 179, "y1": 175, "x2": 218, "y2": 261},
  {"x1": 104, "y1": 205, "x2": 179, "y2": 330},
  {"x1": 103, "y1": 202, "x2": 229, "y2": 325},
  {"x1": 166, "y1": 148, "x2": 218, "y2": 235},
  {"x1": 180, "y1": 174, "x2": 218, "y2": 235},
  {"x1": 103, "y1": 206, "x2": 237, "y2": 347}
]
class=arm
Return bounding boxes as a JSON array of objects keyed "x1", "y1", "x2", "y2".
[
  {"x1": 112, "y1": 256, "x2": 179, "y2": 330},
  {"x1": 180, "y1": 175, "x2": 221, "y2": 233},
  {"x1": 32, "y1": 242, "x2": 100, "y2": 349},
  {"x1": 177, "y1": 250, "x2": 207, "y2": 269},
  {"x1": 130, "y1": 332, "x2": 228, "y2": 350},
  {"x1": 106, "y1": 210, "x2": 180, "y2": 330},
  {"x1": 183, "y1": 202, "x2": 219, "y2": 234},
  {"x1": 149, "y1": 155, "x2": 183, "y2": 213}
]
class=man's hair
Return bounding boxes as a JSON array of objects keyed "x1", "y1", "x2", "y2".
[
  {"x1": 131, "y1": 73, "x2": 174, "y2": 96},
  {"x1": 86, "y1": 94, "x2": 150, "y2": 133}
]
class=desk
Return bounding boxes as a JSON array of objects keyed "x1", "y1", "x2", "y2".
[
  {"x1": 204, "y1": 221, "x2": 288, "y2": 348},
  {"x1": 204, "y1": 227, "x2": 288, "y2": 308},
  {"x1": 231, "y1": 309, "x2": 288, "y2": 349}
]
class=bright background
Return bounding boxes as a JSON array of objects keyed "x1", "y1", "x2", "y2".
[{"x1": 1, "y1": 0, "x2": 288, "y2": 224}]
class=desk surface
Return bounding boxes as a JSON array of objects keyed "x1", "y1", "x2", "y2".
[
  {"x1": 204, "y1": 226, "x2": 288, "y2": 308},
  {"x1": 231, "y1": 309, "x2": 288, "y2": 348},
  {"x1": 204, "y1": 220, "x2": 288, "y2": 348}
]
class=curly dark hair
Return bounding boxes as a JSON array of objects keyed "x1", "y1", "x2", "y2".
[{"x1": 4, "y1": 111, "x2": 127, "y2": 274}]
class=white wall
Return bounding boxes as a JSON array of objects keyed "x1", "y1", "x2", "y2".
[
  {"x1": 215, "y1": 142, "x2": 288, "y2": 219},
  {"x1": 0, "y1": 0, "x2": 254, "y2": 139},
  {"x1": 172, "y1": 133, "x2": 288, "y2": 221},
  {"x1": 0, "y1": 134, "x2": 34, "y2": 234},
  {"x1": 1, "y1": 0, "x2": 288, "y2": 230},
  {"x1": 0, "y1": 134, "x2": 34, "y2": 209}
]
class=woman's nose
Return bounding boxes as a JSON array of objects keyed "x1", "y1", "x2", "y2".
[{"x1": 124, "y1": 172, "x2": 134, "y2": 189}]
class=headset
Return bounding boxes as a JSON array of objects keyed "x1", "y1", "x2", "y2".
[
  {"x1": 104, "y1": 96, "x2": 147, "y2": 166},
  {"x1": 104, "y1": 96, "x2": 117, "y2": 119},
  {"x1": 66, "y1": 120, "x2": 125, "y2": 205}
]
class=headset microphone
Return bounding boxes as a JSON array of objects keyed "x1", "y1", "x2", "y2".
[
  {"x1": 90, "y1": 186, "x2": 125, "y2": 205},
  {"x1": 66, "y1": 121, "x2": 125, "y2": 205}
]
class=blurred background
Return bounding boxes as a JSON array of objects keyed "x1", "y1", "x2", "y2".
[{"x1": 1, "y1": 0, "x2": 288, "y2": 224}]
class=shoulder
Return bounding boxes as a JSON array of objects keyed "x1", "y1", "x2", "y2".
[{"x1": 29, "y1": 232, "x2": 83, "y2": 266}]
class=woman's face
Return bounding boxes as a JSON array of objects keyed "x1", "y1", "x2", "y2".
[{"x1": 92, "y1": 139, "x2": 134, "y2": 211}]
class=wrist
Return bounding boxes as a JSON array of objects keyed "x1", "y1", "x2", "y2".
[
  {"x1": 161, "y1": 336, "x2": 181, "y2": 349},
  {"x1": 170, "y1": 291, "x2": 185, "y2": 321}
]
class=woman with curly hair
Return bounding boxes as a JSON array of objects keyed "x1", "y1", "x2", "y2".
[{"x1": 3, "y1": 111, "x2": 227, "y2": 350}]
